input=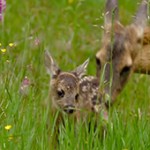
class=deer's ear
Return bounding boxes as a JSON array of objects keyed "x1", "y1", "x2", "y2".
[
  {"x1": 73, "y1": 59, "x2": 89, "y2": 79},
  {"x1": 44, "y1": 50, "x2": 60, "y2": 77},
  {"x1": 132, "y1": 0, "x2": 148, "y2": 37},
  {"x1": 104, "y1": 0, "x2": 119, "y2": 27},
  {"x1": 134, "y1": 0, "x2": 148, "y2": 29}
]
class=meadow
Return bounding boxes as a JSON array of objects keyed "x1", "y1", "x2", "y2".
[{"x1": 0, "y1": 0, "x2": 150, "y2": 149}]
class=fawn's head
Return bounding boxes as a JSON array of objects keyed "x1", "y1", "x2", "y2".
[
  {"x1": 45, "y1": 51, "x2": 89, "y2": 114},
  {"x1": 96, "y1": 0, "x2": 148, "y2": 104}
]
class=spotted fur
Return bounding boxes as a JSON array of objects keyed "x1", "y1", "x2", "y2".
[{"x1": 45, "y1": 51, "x2": 107, "y2": 122}]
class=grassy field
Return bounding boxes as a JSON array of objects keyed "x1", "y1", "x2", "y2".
[{"x1": 0, "y1": 0, "x2": 150, "y2": 149}]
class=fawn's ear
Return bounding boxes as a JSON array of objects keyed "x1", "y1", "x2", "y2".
[
  {"x1": 73, "y1": 59, "x2": 89, "y2": 79},
  {"x1": 44, "y1": 50, "x2": 60, "y2": 77}
]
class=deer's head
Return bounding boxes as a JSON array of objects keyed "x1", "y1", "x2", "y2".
[
  {"x1": 96, "y1": 0, "x2": 148, "y2": 104},
  {"x1": 45, "y1": 51, "x2": 89, "y2": 114}
]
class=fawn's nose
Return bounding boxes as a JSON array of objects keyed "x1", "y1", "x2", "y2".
[{"x1": 64, "y1": 105, "x2": 75, "y2": 114}]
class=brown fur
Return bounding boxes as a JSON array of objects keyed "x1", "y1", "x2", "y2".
[
  {"x1": 134, "y1": 34, "x2": 150, "y2": 74},
  {"x1": 133, "y1": 27, "x2": 150, "y2": 74},
  {"x1": 96, "y1": 23, "x2": 142, "y2": 104},
  {"x1": 96, "y1": 0, "x2": 148, "y2": 104},
  {"x1": 143, "y1": 27, "x2": 150, "y2": 45}
]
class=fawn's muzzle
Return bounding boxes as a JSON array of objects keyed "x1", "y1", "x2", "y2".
[{"x1": 64, "y1": 105, "x2": 75, "y2": 114}]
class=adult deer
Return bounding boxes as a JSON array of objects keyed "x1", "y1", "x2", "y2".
[{"x1": 96, "y1": 0, "x2": 149, "y2": 106}]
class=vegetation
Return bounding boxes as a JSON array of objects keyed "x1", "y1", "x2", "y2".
[{"x1": 0, "y1": 0, "x2": 150, "y2": 149}]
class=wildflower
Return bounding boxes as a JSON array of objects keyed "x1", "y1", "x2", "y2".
[
  {"x1": 20, "y1": 76, "x2": 31, "y2": 96},
  {"x1": 5, "y1": 125, "x2": 12, "y2": 130},
  {"x1": 1, "y1": 48, "x2": 6, "y2": 53},
  {"x1": 34, "y1": 38, "x2": 40, "y2": 46},
  {"x1": 22, "y1": 76, "x2": 30, "y2": 85},
  {"x1": 9, "y1": 43, "x2": 14, "y2": 47},
  {"x1": 0, "y1": 0, "x2": 6, "y2": 21},
  {"x1": 68, "y1": 0, "x2": 74, "y2": 4}
]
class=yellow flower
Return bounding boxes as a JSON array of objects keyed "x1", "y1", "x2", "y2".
[
  {"x1": 68, "y1": 0, "x2": 74, "y2": 4},
  {"x1": 5, "y1": 125, "x2": 12, "y2": 130},
  {"x1": 9, "y1": 43, "x2": 14, "y2": 47},
  {"x1": 0, "y1": 43, "x2": 1, "y2": 46},
  {"x1": 1, "y1": 48, "x2": 6, "y2": 53},
  {"x1": 8, "y1": 135, "x2": 13, "y2": 140}
]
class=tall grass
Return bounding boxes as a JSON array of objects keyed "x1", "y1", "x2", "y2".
[{"x1": 0, "y1": 0, "x2": 150, "y2": 149}]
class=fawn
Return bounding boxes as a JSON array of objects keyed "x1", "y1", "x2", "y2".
[
  {"x1": 44, "y1": 50, "x2": 107, "y2": 121},
  {"x1": 45, "y1": 51, "x2": 108, "y2": 148},
  {"x1": 95, "y1": 0, "x2": 149, "y2": 105}
]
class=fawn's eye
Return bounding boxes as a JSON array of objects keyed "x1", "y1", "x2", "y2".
[
  {"x1": 120, "y1": 66, "x2": 131, "y2": 77},
  {"x1": 57, "y1": 90, "x2": 65, "y2": 98},
  {"x1": 75, "y1": 94, "x2": 79, "y2": 102}
]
